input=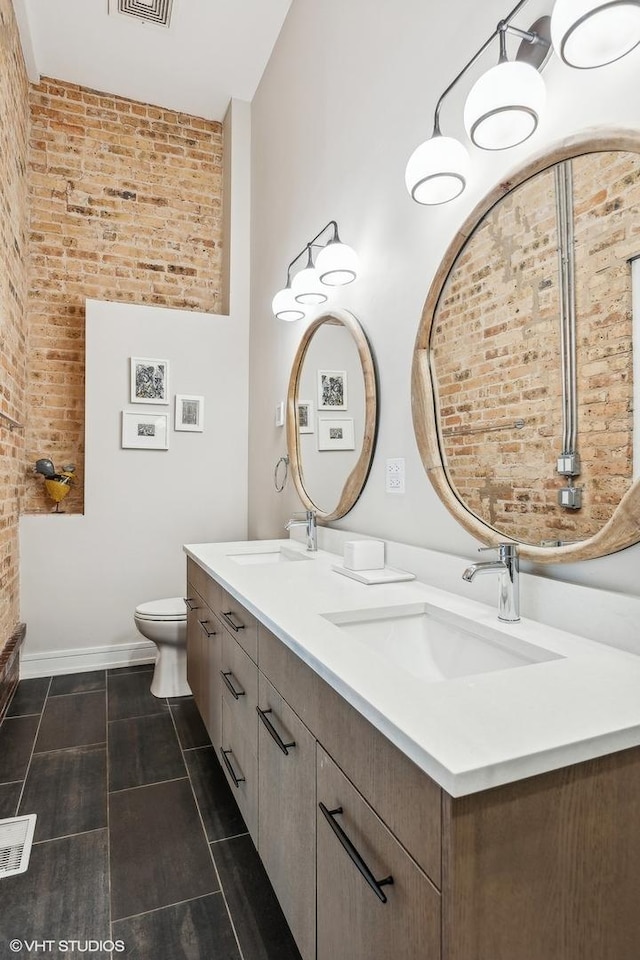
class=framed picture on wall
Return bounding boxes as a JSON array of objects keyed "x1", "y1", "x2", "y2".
[
  {"x1": 121, "y1": 412, "x2": 169, "y2": 450},
  {"x1": 175, "y1": 394, "x2": 205, "y2": 432},
  {"x1": 317, "y1": 370, "x2": 348, "y2": 410},
  {"x1": 297, "y1": 401, "x2": 314, "y2": 434},
  {"x1": 317, "y1": 417, "x2": 355, "y2": 451},
  {"x1": 130, "y1": 357, "x2": 170, "y2": 404}
]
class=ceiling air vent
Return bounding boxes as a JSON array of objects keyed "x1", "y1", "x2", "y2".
[{"x1": 109, "y1": 0, "x2": 174, "y2": 29}]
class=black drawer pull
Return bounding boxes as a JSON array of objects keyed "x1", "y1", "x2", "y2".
[
  {"x1": 220, "y1": 748, "x2": 245, "y2": 787},
  {"x1": 256, "y1": 707, "x2": 296, "y2": 755},
  {"x1": 220, "y1": 670, "x2": 245, "y2": 699},
  {"x1": 221, "y1": 610, "x2": 245, "y2": 632},
  {"x1": 184, "y1": 597, "x2": 198, "y2": 611},
  {"x1": 319, "y1": 803, "x2": 393, "y2": 903},
  {"x1": 198, "y1": 619, "x2": 216, "y2": 638}
]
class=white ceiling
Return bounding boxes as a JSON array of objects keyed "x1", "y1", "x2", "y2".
[{"x1": 13, "y1": 0, "x2": 292, "y2": 120}]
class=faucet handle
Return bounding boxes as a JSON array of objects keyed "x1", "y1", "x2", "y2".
[{"x1": 478, "y1": 542, "x2": 518, "y2": 556}]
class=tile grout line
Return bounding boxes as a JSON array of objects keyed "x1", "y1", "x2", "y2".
[
  {"x1": 14, "y1": 676, "x2": 53, "y2": 817},
  {"x1": 112, "y1": 889, "x2": 226, "y2": 926},
  {"x1": 32, "y1": 825, "x2": 108, "y2": 846},
  {"x1": 108, "y1": 775, "x2": 190, "y2": 796},
  {"x1": 166, "y1": 700, "x2": 247, "y2": 960},
  {"x1": 107, "y1": 709, "x2": 169, "y2": 725},
  {"x1": 209, "y1": 831, "x2": 250, "y2": 845},
  {"x1": 47, "y1": 685, "x2": 107, "y2": 700},
  {"x1": 32, "y1": 740, "x2": 107, "y2": 757}
]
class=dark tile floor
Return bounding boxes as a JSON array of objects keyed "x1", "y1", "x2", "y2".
[{"x1": 0, "y1": 665, "x2": 302, "y2": 960}]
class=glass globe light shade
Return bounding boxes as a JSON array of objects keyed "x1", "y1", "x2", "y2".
[
  {"x1": 405, "y1": 134, "x2": 471, "y2": 204},
  {"x1": 271, "y1": 286, "x2": 305, "y2": 322},
  {"x1": 316, "y1": 241, "x2": 358, "y2": 286},
  {"x1": 291, "y1": 266, "x2": 328, "y2": 304},
  {"x1": 551, "y1": 0, "x2": 640, "y2": 68},
  {"x1": 464, "y1": 60, "x2": 546, "y2": 151}
]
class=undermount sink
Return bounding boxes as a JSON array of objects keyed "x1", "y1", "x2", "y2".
[
  {"x1": 322, "y1": 603, "x2": 563, "y2": 683},
  {"x1": 228, "y1": 546, "x2": 311, "y2": 565}
]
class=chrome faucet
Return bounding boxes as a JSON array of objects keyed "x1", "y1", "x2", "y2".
[
  {"x1": 462, "y1": 543, "x2": 520, "y2": 622},
  {"x1": 285, "y1": 509, "x2": 317, "y2": 552}
]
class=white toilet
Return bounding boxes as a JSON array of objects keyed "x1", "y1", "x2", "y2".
[{"x1": 133, "y1": 597, "x2": 191, "y2": 698}]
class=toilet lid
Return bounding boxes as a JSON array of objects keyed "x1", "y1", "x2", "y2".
[{"x1": 135, "y1": 597, "x2": 187, "y2": 621}]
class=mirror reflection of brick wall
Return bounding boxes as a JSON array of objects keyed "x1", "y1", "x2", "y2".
[{"x1": 431, "y1": 151, "x2": 636, "y2": 546}]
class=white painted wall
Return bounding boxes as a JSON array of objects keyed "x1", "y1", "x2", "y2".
[
  {"x1": 248, "y1": 0, "x2": 640, "y2": 596},
  {"x1": 19, "y1": 301, "x2": 249, "y2": 675},
  {"x1": 19, "y1": 98, "x2": 252, "y2": 677}
]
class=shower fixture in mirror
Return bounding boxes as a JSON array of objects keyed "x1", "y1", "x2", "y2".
[
  {"x1": 412, "y1": 130, "x2": 640, "y2": 563},
  {"x1": 286, "y1": 310, "x2": 377, "y2": 520}
]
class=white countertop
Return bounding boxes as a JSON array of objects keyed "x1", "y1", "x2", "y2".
[{"x1": 184, "y1": 538, "x2": 640, "y2": 798}]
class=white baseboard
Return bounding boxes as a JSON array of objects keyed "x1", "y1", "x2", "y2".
[{"x1": 20, "y1": 640, "x2": 157, "y2": 679}]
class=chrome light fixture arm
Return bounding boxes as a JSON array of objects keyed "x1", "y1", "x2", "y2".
[
  {"x1": 406, "y1": 0, "x2": 550, "y2": 205},
  {"x1": 272, "y1": 220, "x2": 358, "y2": 321}
]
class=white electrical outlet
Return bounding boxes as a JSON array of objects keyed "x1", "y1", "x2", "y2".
[
  {"x1": 385, "y1": 458, "x2": 405, "y2": 494},
  {"x1": 275, "y1": 401, "x2": 285, "y2": 427}
]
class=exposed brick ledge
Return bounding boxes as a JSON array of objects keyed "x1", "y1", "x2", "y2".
[{"x1": 0, "y1": 622, "x2": 27, "y2": 722}]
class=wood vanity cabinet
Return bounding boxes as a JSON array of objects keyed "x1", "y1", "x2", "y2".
[
  {"x1": 185, "y1": 576, "x2": 222, "y2": 749},
  {"x1": 186, "y1": 560, "x2": 640, "y2": 960},
  {"x1": 257, "y1": 674, "x2": 316, "y2": 960},
  {"x1": 316, "y1": 746, "x2": 440, "y2": 960},
  {"x1": 219, "y1": 627, "x2": 259, "y2": 842}
]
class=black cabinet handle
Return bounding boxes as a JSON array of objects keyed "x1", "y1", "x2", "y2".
[
  {"x1": 319, "y1": 802, "x2": 393, "y2": 903},
  {"x1": 198, "y1": 619, "x2": 216, "y2": 638},
  {"x1": 256, "y1": 706, "x2": 296, "y2": 755},
  {"x1": 220, "y1": 670, "x2": 245, "y2": 699},
  {"x1": 221, "y1": 611, "x2": 245, "y2": 632},
  {"x1": 220, "y1": 748, "x2": 245, "y2": 787},
  {"x1": 184, "y1": 597, "x2": 198, "y2": 611}
]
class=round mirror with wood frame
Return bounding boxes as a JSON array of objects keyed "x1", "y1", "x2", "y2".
[
  {"x1": 412, "y1": 130, "x2": 640, "y2": 563},
  {"x1": 286, "y1": 309, "x2": 378, "y2": 521}
]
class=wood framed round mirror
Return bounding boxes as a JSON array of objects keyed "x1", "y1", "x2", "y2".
[
  {"x1": 286, "y1": 309, "x2": 378, "y2": 521},
  {"x1": 412, "y1": 130, "x2": 640, "y2": 563}
]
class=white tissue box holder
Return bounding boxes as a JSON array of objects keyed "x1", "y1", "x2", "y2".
[{"x1": 343, "y1": 539, "x2": 385, "y2": 571}]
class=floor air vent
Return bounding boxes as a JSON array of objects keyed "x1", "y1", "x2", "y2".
[
  {"x1": 0, "y1": 815, "x2": 37, "y2": 879},
  {"x1": 109, "y1": 0, "x2": 174, "y2": 28}
]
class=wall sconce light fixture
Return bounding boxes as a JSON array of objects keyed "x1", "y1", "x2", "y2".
[
  {"x1": 551, "y1": 0, "x2": 640, "y2": 68},
  {"x1": 271, "y1": 221, "x2": 358, "y2": 321},
  {"x1": 406, "y1": 0, "x2": 640, "y2": 206}
]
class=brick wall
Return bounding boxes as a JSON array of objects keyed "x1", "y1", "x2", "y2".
[
  {"x1": 432, "y1": 151, "x2": 636, "y2": 546},
  {"x1": 25, "y1": 78, "x2": 224, "y2": 513},
  {"x1": 0, "y1": 0, "x2": 30, "y2": 655}
]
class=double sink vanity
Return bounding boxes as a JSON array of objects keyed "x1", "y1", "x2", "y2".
[
  {"x1": 184, "y1": 537, "x2": 640, "y2": 960},
  {"x1": 182, "y1": 128, "x2": 640, "y2": 960}
]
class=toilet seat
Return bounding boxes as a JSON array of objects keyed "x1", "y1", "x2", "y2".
[{"x1": 134, "y1": 597, "x2": 186, "y2": 621}]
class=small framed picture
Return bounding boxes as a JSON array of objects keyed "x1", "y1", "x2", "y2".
[
  {"x1": 130, "y1": 357, "x2": 169, "y2": 404},
  {"x1": 175, "y1": 394, "x2": 205, "y2": 432},
  {"x1": 297, "y1": 401, "x2": 314, "y2": 434},
  {"x1": 121, "y1": 412, "x2": 169, "y2": 449},
  {"x1": 318, "y1": 417, "x2": 355, "y2": 451},
  {"x1": 318, "y1": 370, "x2": 348, "y2": 410}
]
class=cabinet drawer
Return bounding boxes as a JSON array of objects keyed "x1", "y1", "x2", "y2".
[
  {"x1": 185, "y1": 583, "x2": 222, "y2": 749},
  {"x1": 220, "y1": 697, "x2": 258, "y2": 842},
  {"x1": 317, "y1": 746, "x2": 440, "y2": 960},
  {"x1": 220, "y1": 629, "x2": 258, "y2": 753},
  {"x1": 186, "y1": 558, "x2": 221, "y2": 614},
  {"x1": 258, "y1": 674, "x2": 316, "y2": 960},
  {"x1": 259, "y1": 624, "x2": 441, "y2": 886},
  {"x1": 217, "y1": 589, "x2": 258, "y2": 663}
]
